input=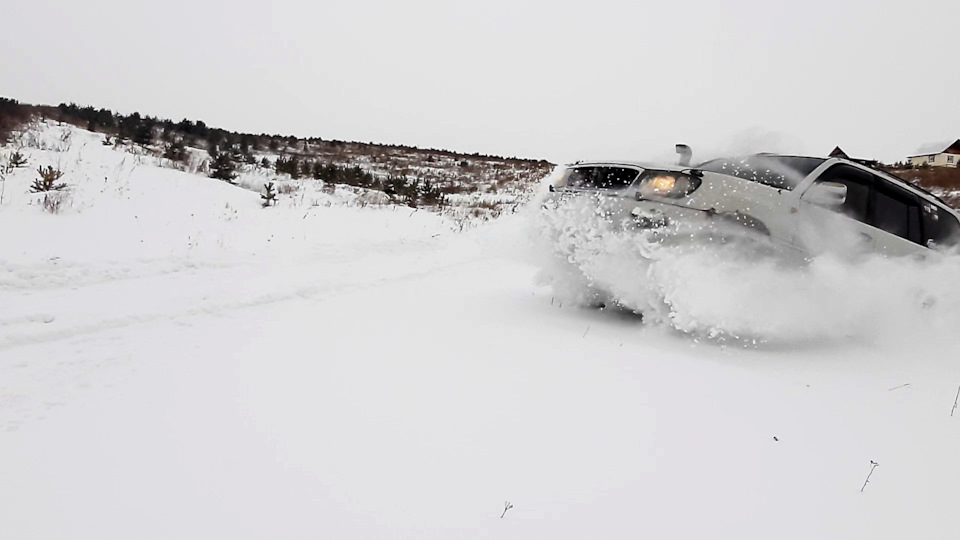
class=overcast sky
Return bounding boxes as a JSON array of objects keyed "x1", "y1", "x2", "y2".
[{"x1": 2, "y1": 0, "x2": 957, "y2": 163}]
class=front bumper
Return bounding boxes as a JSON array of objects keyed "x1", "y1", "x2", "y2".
[{"x1": 624, "y1": 200, "x2": 807, "y2": 262}]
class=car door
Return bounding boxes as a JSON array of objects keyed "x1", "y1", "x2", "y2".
[
  {"x1": 867, "y1": 176, "x2": 925, "y2": 257},
  {"x1": 797, "y1": 164, "x2": 877, "y2": 255}
]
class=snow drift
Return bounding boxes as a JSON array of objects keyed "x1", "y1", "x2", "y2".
[{"x1": 4, "y1": 122, "x2": 960, "y2": 540}]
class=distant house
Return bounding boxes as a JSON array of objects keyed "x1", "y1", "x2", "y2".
[
  {"x1": 907, "y1": 140, "x2": 960, "y2": 167},
  {"x1": 828, "y1": 146, "x2": 881, "y2": 168},
  {"x1": 828, "y1": 146, "x2": 849, "y2": 159}
]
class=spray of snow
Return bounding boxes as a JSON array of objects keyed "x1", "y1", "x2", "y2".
[{"x1": 526, "y1": 190, "x2": 960, "y2": 345}]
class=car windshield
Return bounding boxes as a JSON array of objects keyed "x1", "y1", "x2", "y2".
[
  {"x1": 559, "y1": 166, "x2": 641, "y2": 190},
  {"x1": 697, "y1": 155, "x2": 825, "y2": 190}
]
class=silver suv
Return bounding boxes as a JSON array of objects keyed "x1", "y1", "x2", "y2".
[{"x1": 546, "y1": 148, "x2": 960, "y2": 259}]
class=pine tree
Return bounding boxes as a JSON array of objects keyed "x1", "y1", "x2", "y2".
[
  {"x1": 261, "y1": 182, "x2": 277, "y2": 207},
  {"x1": 164, "y1": 140, "x2": 186, "y2": 162},
  {"x1": 9, "y1": 151, "x2": 27, "y2": 168},
  {"x1": 301, "y1": 160, "x2": 314, "y2": 179},
  {"x1": 30, "y1": 165, "x2": 67, "y2": 192},
  {"x1": 209, "y1": 150, "x2": 237, "y2": 183},
  {"x1": 133, "y1": 123, "x2": 153, "y2": 145},
  {"x1": 289, "y1": 156, "x2": 301, "y2": 179},
  {"x1": 274, "y1": 155, "x2": 290, "y2": 175}
]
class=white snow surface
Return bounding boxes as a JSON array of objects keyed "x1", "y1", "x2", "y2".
[{"x1": 3, "y1": 123, "x2": 960, "y2": 538}]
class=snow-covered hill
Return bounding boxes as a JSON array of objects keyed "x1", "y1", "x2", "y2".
[{"x1": 3, "y1": 122, "x2": 960, "y2": 539}]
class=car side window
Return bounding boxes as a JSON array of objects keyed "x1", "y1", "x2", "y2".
[
  {"x1": 808, "y1": 164, "x2": 872, "y2": 222},
  {"x1": 871, "y1": 180, "x2": 922, "y2": 244}
]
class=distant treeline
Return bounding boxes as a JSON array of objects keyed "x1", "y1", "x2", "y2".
[
  {"x1": 0, "y1": 98, "x2": 35, "y2": 142},
  {"x1": 274, "y1": 157, "x2": 452, "y2": 207},
  {"x1": 0, "y1": 97, "x2": 549, "y2": 166}
]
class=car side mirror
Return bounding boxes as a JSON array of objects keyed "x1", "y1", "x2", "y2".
[{"x1": 804, "y1": 181, "x2": 847, "y2": 209}]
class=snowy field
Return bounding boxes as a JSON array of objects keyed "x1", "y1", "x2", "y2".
[{"x1": 3, "y1": 124, "x2": 960, "y2": 538}]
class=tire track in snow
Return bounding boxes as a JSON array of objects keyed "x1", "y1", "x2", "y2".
[{"x1": 0, "y1": 254, "x2": 480, "y2": 352}]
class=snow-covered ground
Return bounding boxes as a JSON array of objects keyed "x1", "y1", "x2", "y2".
[{"x1": 3, "y1": 123, "x2": 960, "y2": 538}]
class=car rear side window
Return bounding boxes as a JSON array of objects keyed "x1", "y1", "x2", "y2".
[
  {"x1": 872, "y1": 184, "x2": 922, "y2": 244},
  {"x1": 562, "y1": 166, "x2": 640, "y2": 190}
]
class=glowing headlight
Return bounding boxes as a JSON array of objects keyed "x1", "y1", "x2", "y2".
[
  {"x1": 638, "y1": 171, "x2": 701, "y2": 199},
  {"x1": 649, "y1": 175, "x2": 676, "y2": 194}
]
